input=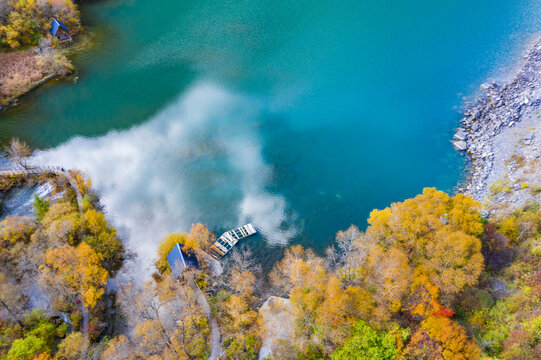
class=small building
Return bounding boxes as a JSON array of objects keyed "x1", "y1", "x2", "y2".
[
  {"x1": 167, "y1": 244, "x2": 199, "y2": 279},
  {"x1": 50, "y1": 18, "x2": 72, "y2": 43}
]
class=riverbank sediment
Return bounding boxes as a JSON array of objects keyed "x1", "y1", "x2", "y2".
[{"x1": 456, "y1": 36, "x2": 541, "y2": 214}]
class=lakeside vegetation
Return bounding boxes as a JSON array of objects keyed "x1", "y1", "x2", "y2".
[
  {"x1": 0, "y1": 139, "x2": 540, "y2": 359},
  {"x1": 0, "y1": 0, "x2": 82, "y2": 105},
  {"x1": 1, "y1": 165, "x2": 540, "y2": 358}
]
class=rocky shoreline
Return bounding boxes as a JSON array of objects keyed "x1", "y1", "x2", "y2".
[{"x1": 455, "y1": 36, "x2": 541, "y2": 214}]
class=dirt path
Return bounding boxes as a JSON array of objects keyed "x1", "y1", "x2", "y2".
[{"x1": 189, "y1": 279, "x2": 222, "y2": 360}]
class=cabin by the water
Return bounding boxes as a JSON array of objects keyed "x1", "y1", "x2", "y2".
[
  {"x1": 50, "y1": 18, "x2": 72, "y2": 44},
  {"x1": 167, "y1": 244, "x2": 199, "y2": 279},
  {"x1": 209, "y1": 224, "x2": 257, "y2": 259}
]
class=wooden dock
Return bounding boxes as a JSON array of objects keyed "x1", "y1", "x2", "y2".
[{"x1": 209, "y1": 224, "x2": 257, "y2": 259}]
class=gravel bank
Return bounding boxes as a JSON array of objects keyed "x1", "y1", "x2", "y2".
[{"x1": 455, "y1": 36, "x2": 541, "y2": 214}]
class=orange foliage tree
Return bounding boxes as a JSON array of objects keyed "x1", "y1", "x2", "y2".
[{"x1": 403, "y1": 316, "x2": 481, "y2": 360}]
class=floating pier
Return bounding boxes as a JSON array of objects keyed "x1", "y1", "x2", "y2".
[{"x1": 209, "y1": 224, "x2": 257, "y2": 259}]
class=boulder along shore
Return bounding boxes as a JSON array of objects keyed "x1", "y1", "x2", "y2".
[{"x1": 455, "y1": 36, "x2": 541, "y2": 215}]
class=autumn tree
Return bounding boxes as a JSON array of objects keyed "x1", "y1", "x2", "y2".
[
  {"x1": 183, "y1": 223, "x2": 215, "y2": 253},
  {"x1": 117, "y1": 275, "x2": 210, "y2": 359},
  {"x1": 227, "y1": 246, "x2": 262, "y2": 275},
  {"x1": 82, "y1": 209, "x2": 124, "y2": 272},
  {"x1": 269, "y1": 245, "x2": 326, "y2": 296},
  {"x1": 362, "y1": 188, "x2": 484, "y2": 303},
  {"x1": 0, "y1": 0, "x2": 13, "y2": 23},
  {"x1": 403, "y1": 316, "x2": 481, "y2": 360},
  {"x1": 40, "y1": 242, "x2": 108, "y2": 309},
  {"x1": 420, "y1": 227, "x2": 483, "y2": 297},
  {"x1": 363, "y1": 245, "x2": 413, "y2": 324},
  {"x1": 41, "y1": 200, "x2": 80, "y2": 246},
  {"x1": 270, "y1": 245, "x2": 355, "y2": 355},
  {"x1": 32, "y1": 354, "x2": 56, "y2": 360},
  {"x1": 4, "y1": 137, "x2": 32, "y2": 168},
  {"x1": 100, "y1": 335, "x2": 133, "y2": 360},
  {"x1": 0, "y1": 215, "x2": 35, "y2": 245},
  {"x1": 70, "y1": 170, "x2": 92, "y2": 197},
  {"x1": 56, "y1": 332, "x2": 88, "y2": 360},
  {"x1": 403, "y1": 271, "x2": 441, "y2": 320},
  {"x1": 314, "y1": 275, "x2": 356, "y2": 348},
  {"x1": 365, "y1": 188, "x2": 483, "y2": 253},
  {"x1": 7, "y1": 335, "x2": 48, "y2": 360},
  {"x1": 218, "y1": 265, "x2": 261, "y2": 358},
  {"x1": 325, "y1": 225, "x2": 376, "y2": 284}
]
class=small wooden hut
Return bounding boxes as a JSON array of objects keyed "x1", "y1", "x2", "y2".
[
  {"x1": 167, "y1": 244, "x2": 199, "y2": 279},
  {"x1": 50, "y1": 18, "x2": 72, "y2": 44}
]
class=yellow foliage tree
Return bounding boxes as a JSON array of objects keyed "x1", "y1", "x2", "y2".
[
  {"x1": 420, "y1": 228, "x2": 483, "y2": 296},
  {"x1": 83, "y1": 209, "x2": 107, "y2": 235},
  {"x1": 100, "y1": 335, "x2": 133, "y2": 360},
  {"x1": 366, "y1": 188, "x2": 482, "y2": 253},
  {"x1": 56, "y1": 332, "x2": 88, "y2": 360},
  {"x1": 41, "y1": 200, "x2": 80, "y2": 246},
  {"x1": 269, "y1": 245, "x2": 326, "y2": 296},
  {"x1": 364, "y1": 245, "x2": 413, "y2": 321},
  {"x1": 71, "y1": 170, "x2": 91, "y2": 197},
  {"x1": 40, "y1": 242, "x2": 108, "y2": 308},
  {"x1": 231, "y1": 267, "x2": 256, "y2": 297},
  {"x1": 315, "y1": 275, "x2": 355, "y2": 346},
  {"x1": 363, "y1": 188, "x2": 484, "y2": 300},
  {"x1": 0, "y1": 215, "x2": 35, "y2": 244}
]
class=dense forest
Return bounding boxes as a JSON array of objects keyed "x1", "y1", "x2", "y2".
[{"x1": 0, "y1": 139, "x2": 540, "y2": 359}]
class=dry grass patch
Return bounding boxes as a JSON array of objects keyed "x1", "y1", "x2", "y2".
[{"x1": 0, "y1": 49, "x2": 46, "y2": 102}]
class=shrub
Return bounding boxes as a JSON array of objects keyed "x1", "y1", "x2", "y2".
[
  {"x1": 33, "y1": 193, "x2": 50, "y2": 221},
  {"x1": 489, "y1": 178, "x2": 512, "y2": 196},
  {"x1": 332, "y1": 321, "x2": 398, "y2": 360},
  {"x1": 7, "y1": 335, "x2": 47, "y2": 359}
]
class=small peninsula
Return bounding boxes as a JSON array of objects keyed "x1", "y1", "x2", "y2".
[{"x1": 0, "y1": 0, "x2": 82, "y2": 108}]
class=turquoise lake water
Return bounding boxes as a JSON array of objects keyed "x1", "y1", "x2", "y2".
[{"x1": 1, "y1": 0, "x2": 540, "y2": 270}]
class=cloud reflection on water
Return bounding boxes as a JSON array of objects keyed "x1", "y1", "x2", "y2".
[{"x1": 32, "y1": 82, "x2": 297, "y2": 275}]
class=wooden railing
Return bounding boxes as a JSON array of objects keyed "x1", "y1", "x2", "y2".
[
  {"x1": 0, "y1": 165, "x2": 83, "y2": 212},
  {"x1": 0, "y1": 165, "x2": 64, "y2": 176}
]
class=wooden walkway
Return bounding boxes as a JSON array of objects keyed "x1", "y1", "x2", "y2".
[
  {"x1": 0, "y1": 165, "x2": 63, "y2": 176},
  {"x1": 0, "y1": 165, "x2": 84, "y2": 212},
  {"x1": 209, "y1": 224, "x2": 257, "y2": 259}
]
